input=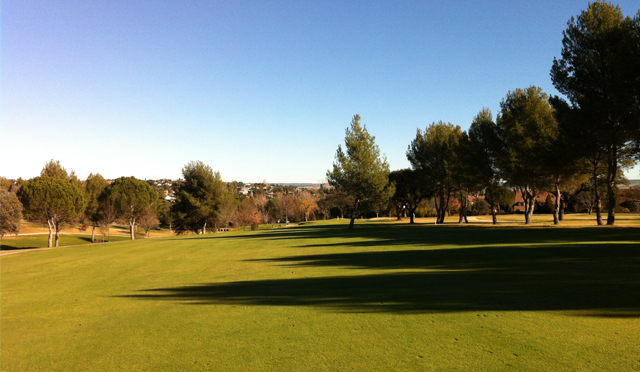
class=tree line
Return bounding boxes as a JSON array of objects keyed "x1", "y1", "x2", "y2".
[
  {"x1": 328, "y1": 1, "x2": 640, "y2": 228},
  {"x1": 0, "y1": 159, "x2": 352, "y2": 247}
]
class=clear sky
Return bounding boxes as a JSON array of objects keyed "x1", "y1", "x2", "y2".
[{"x1": 2, "y1": 0, "x2": 639, "y2": 182}]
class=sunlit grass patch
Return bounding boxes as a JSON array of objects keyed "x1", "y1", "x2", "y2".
[{"x1": 2, "y1": 221, "x2": 639, "y2": 371}]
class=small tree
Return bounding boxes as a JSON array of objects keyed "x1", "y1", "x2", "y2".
[
  {"x1": 278, "y1": 193, "x2": 298, "y2": 223},
  {"x1": 327, "y1": 114, "x2": 392, "y2": 229},
  {"x1": 83, "y1": 173, "x2": 108, "y2": 242},
  {"x1": 100, "y1": 177, "x2": 157, "y2": 240},
  {"x1": 465, "y1": 108, "x2": 502, "y2": 224},
  {"x1": 96, "y1": 195, "x2": 118, "y2": 242},
  {"x1": 496, "y1": 86, "x2": 559, "y2": 224},
  {"x1": 172, "y1": 161, "x2": 229, "y2": 234},
  {"x1": 18, "y1": 177, "x2": 85, "y2": 247},
  {"x1": 297, "y1": 190, "x2": 318, "y2": 222},
  {"x1": 389, "y1": 169, "x2": 429, "y2": 224},
  {"x1": 0, "y1": 189, "x2": 23, "y2": 244},
  {"x1": 471, "y1": 199, "x2": 491, "y2": 215},
  {"x1": 235, "y1": 199, "x2": 261, "y2": 228},
  {"x1": 407, "y1": 121, "x2": 463, "y2": 224},
  {"x1": 138, "y1": 206, "x2": 159, "y2": 238}
]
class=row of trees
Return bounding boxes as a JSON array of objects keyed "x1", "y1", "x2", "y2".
[
  {"x1": 6, "y1": 160, "x2": 161, "y2": 246},
  {"x1": 1, "y1": 159, "x2": 349, "y2": 247},
  {"x1": 170, "y1": 161, "x2": 353, "y2": 233},
  {"x1": 328, "y1": 2, "x2": 640, "y2": 227}
]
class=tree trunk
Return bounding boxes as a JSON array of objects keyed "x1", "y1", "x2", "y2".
[
  {"x1": 436, "y1": 192, "x2": 448, "y2": 224},
  {"x1": 348, "y1": 201, "x2": 359, "y2": 229},
  {"x1": 55, "y1": 222, "x2": 61, "y2": 247},
  {"x1": 203, "y1": 222, "x2": 207, "y2": 235},
  {"x1": 606, "y1": 144, "x2": 617, "y2": 225},
  {"x1": 522, "y1": 188, "x2": 535, "y2": 225},
  {"x1": 409, "y1": 207, "x2": 416, "y2": 224},
  {"x1": 47, "y1": 218, "x2": 54, "y2": 248},
  {"x1": 553, "y1": 182, "x2": 561, "y2": 225},
  {"x1": 458, "y1": 191, "x2": 464, "y2": 224},
  {"x1": 130, "y1": 219, "x2": 136, "y2": 240},
  {"x1": 444, "y1": 191, "x2": 451, "y2": 223},
  {"x1": 91, "y1": 226, "x2": 95, "y2": 243},
  {"x1": 592, "y1": 166, "x2": 603, "y2": 225},
  {"x1": 458, "y1": 190, "x2": 468, "y2": 224},
  {"x1": 525, "y1": 201, "x2": 534, "y2": 224},
  {"x1": 395, "y1": 204, "x2": 403, "y2": 220},
  {"x1": 488, "y1": 187, "x2": 498, "y2": 225}
]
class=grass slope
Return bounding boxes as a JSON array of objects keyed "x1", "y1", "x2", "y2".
[{"x1": 2, "y1": 220, "x2": 639, "y2": 371}]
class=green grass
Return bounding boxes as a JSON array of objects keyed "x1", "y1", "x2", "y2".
[
  {"x1": 0, "y1": 234, "x2": 130, "y2": 250},
  {"x1": 2, "y1": 220, "x2": 639, "y2": 371}
]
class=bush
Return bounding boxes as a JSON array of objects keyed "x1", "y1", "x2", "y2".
[
  {"x1": 471, "y1": 199, "x2": 491, "y2": 215},
  {"x1": 620, "y1": 200, "x2": 640, "y2": 213}
]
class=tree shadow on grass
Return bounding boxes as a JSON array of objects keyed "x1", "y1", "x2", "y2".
[
  {"x1": 121, "y1": 240, "x2": 640, "y2": 317},
  {"x1": 0, "y1": 244, "x2": 40, "y2": 250},
  {"x1": 182, "y1": 223, "x2": 640, "y2": 251}
]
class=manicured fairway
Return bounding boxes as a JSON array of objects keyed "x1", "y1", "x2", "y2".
[{"x1": 2, "y1": 220, "x2": 639, "y2": 371}]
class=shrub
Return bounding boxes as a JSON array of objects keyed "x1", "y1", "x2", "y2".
[
  {"x1": 471, "y1": 199, "x2": 491, "y2": 215},
  {"x1": 620, "y1": 200, "x2": 640, "y2": 213}
]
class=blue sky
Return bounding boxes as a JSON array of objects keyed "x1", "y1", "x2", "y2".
[{"x1": 2, "y1": 0, "x2": 639, "y2": 182}]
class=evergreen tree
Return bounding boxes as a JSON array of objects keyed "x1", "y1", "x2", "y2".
[
  {"x1": 407, "y1": 121, "x2": 462, "y2": 224},
  {"x1": 100, "y1": 177, "x2": 157, "y2": 240},
  {"x1": 0, "y1": 189, "x2": 23, "y2": 243},
  {"x1": 551, "y1": 1, "x2": 640, "y2": 224},
  {"x1": 466, "y1": 108, "x2": 501, "y2": 224},
  {"x1": 84, "y1": 173, "x2": 108, "y2": 242},
  {"x1": 172, "y1": 161, "x2": 229, "y2": 234},
  {"x1": 496, "y1": 86, "x2": 559, "y2": 224},
  {"x1": 327, "y1": 115, "x2": 391, "y2": 229},
  {"x1": 18, "y1": 176, "x2": 85, "y2": 247},
  {"x1": 389, "y1": 169, "x2": 429, "y2": 224}
]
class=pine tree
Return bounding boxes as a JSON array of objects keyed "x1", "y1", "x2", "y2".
[{"x1": 327, "y1": 115, "x2": 391, "y2": 229}]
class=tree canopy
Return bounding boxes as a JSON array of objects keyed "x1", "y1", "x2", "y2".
[
  {"x1": 18, "y1": 176, "x2": 85, "y2": 247},
  {"x1": 0, "y1": 189, "x2": 23, "y2": 240},
  {"x1": 496, "y1": 86, "x2": 559, "y2": 224},
  {"x1": 100, "y1": 176, "x2": 157, "y2": 240},
  {"x1": 172, "y1": 161, "x2": 230, "y2": 234},
  {"x1": 407, "y1": 121, "x2": 462, "y2": 223},
  {"x1": 389, "y1": 168, "x2": 429, "y2": 224},
  {"x1": 83, "y1": 173, "x2": 108, "y2": 242}
]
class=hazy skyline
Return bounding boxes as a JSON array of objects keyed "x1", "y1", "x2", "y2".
[{"x1": 3, "y1": 1, "x2": 639, "y2": 182}]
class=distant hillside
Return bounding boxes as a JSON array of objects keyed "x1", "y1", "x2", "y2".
[{"x1": 273, "y1": 183, "x2": 319, "y2": 188}]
